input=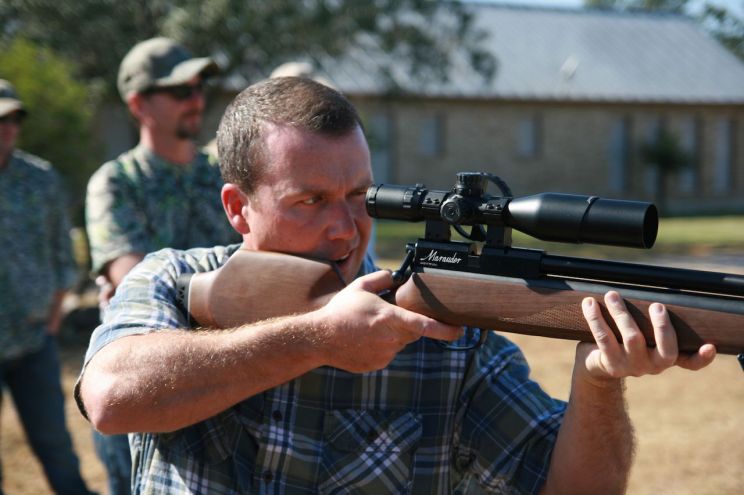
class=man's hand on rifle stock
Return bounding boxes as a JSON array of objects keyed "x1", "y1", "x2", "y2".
[
  {"x1": 579, "y1": 291, "x2": 717, "y2": 383},
  {"x1": 312, "y1": 270, "x2": 464, "y2": 373}
]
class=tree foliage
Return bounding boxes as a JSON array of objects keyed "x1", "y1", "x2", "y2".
[
  {"x1": 0, "y1": 0, "x2": 496, "y2": 98},
  {"x1": 640, "y1": 128, "x2": 691, "y2": 213},
  {"x1": 0, "y1": 1, "x2": 496, "y2": 226},
  {"x1": 0, "y1": 38, "x2": 101, "y2": 221},
  {"x1": 702, "y1": 3, "x2": 744, "y2": 60}
]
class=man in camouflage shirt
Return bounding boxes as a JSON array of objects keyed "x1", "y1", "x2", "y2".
[
  {"x1": 0, "y1": 80, "x2": 95, "y2": 494},
  {"x1": 84, "y1": 38, "x2": 239, "y2": 495},
  {"x1": 77, "y1": 77, "x2": 716, "y2": 494}
]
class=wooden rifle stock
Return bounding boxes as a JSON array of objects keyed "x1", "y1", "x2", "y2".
[
  {"x1": 395, "y1": 269, "x2": 744, "y2": 355},
  {"x1": 184, "y1": 249, "x2": 345, "y2": 329},
  {"x1": 181, "y1": 249, "x2": 744, "y2": 355}
]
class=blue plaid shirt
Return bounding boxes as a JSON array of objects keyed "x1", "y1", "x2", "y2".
[{"x1": 78, "y1": 245, "x2": 566, "y2": 494}]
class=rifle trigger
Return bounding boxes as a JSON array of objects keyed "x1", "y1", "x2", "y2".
[
  {"x1": 392, "y1": 249, "x2": 415, "y2": 284},
  {"x1": 377, "y1": 289, "x2": 396, "y2": 304},
  {"x1": 738, "y1": 353, "x2": 744, "y2": 373}
]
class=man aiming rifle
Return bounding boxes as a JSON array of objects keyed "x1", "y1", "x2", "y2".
[{"x1": 76, "y1": 77, "x2": 715, "y2": 494}]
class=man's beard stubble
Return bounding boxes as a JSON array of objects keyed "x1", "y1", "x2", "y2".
[{"x1": 176, "y1": 110, "x2": 202, "y2": 140}]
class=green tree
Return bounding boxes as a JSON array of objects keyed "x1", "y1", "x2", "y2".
[
  {"x1": 640, "y1": 128, "x2": 691, "y2": 214},
  {"x1": 701, "y1": 3, "x2": 744, "y2": 61},
  {"x1": 0, "y1": 0, "x2": 496, "y2": 98},
  {"x1": 0, "y1": 38, "x2": 101, "y2": 223}
]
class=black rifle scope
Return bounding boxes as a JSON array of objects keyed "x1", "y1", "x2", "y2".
[{"x1": 366, "y1": 172, "x2": 658, "y2": 249}]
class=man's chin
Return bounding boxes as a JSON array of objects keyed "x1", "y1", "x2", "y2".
[
  {"x1": 176, "y1": 129, "x2": 200, "y2": 140},
  {"x1": 176, "y1": 119, "x2": 202, "y2": 140},
  {"x1": 337, "y1": 257, "x2": 365, "y2": 284}
]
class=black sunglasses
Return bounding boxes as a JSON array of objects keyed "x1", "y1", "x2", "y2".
[
  {"x1": 142, "y1": 82, "x2": 204, "y2": 101},
  {"x1": 0, "y1": 112, "x2": 25, "y2": 125}
]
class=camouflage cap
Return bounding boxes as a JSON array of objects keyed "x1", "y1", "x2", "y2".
[
  {"x1": 117, "y1": 37, "x2": 220, "y2": 101},
  {"x1": 0, "y1": 79, "x2": 26, "y2": 118}
]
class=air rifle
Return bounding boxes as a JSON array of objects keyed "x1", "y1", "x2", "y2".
[{"x1": 178, "y1": 172, "x2": 744, "y2": 368}]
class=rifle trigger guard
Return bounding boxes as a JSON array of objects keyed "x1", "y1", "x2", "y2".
[
  {"x1": 392, "y1": 247, "x2": 415, "y2": 284},
  {"x1": 738, "y1": 353, "x2": 744, "y2": 373}
]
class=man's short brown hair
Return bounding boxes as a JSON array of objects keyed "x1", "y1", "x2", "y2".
[{"x1": 216, "y1": 77, "x2": 363, "y2": 194}]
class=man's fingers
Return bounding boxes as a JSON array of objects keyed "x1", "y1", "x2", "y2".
[
  {"x1": 581, "y1": 291, "x2": 718, "y2": 380},
  {"x1": 648, "y1": 303, "x2": 679, "y2": 370},
  {"x1": 393, "y1": 306, "x2": 464, "y2": 342},
  {"x1": 582, "y1": 296, "x2": 621, "y2": 360},
  {"x1": 351, "y1": 269, "x2": 395, "y2": 293},
  {"x1": 353, "y1": 271, "x2": 464, "y2": 342},
  {"x1": 676, "y1": 344, "x2": 717, "y2": 371},
  {"x1": 604, "y1": 291, "x2": 646, "y2": 355}
]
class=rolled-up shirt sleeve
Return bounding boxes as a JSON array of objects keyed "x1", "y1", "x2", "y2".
[{"x1": 74, "y1": 246, "x2": 232, "y2": 419}]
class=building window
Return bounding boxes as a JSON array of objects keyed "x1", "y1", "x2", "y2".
[
  {"x1": 367, "y1": 112, "x2": 393, "y2": 183},
  {"x1": 418, "y1": 114, "x2": 445, "y2": 157},
  {"x1": 608, "y1": 117, "x2": 631, "y2": 193},
  {"x1": 677, "y1": 116, "x2": 700, "y2": 194},
  {"x1": 713, "y1": 118, "x2": 735, "y2": 194},
  {"x1": 643, "y1": 118, "x2": 663, "y2": 196},
  {"x1": 517, "y1": 115, "x2": 541, "y2": 158}
]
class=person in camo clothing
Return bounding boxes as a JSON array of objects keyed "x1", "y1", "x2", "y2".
[
  {"x1": 77, "y1": 77, "x2": 715, "y2": 494},
  {"x1": 84, "y1": 38, "x2": 239, "y2": 495},
  {"x1": 0, "y1": 80, "x2": 95, "y2": 494}
]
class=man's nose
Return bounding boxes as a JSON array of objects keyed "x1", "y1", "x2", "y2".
[{"x1": 327, "y1": 202, "x2": 357, "y2": 240}]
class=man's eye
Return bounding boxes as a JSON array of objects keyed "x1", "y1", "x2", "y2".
[{"x1": 302, "y1": 196, "x2": 322, "y2": 205}]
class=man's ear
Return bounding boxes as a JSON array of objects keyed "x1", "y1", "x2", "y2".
[
  {"x1": 127, "y1": 93, "x2": 148, "y2": 124},
  {"x1": 221, "y1": 183, "x2": 251, "y2": 235}
]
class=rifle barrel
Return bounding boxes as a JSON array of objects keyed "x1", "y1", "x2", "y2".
[{"x1": 540, "y1": 254, "x2": 744, "y2": 297}]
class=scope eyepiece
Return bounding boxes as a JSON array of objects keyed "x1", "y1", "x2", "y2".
[{"x1": 365, "y1": 175, "x2": 658, "y2": 249}]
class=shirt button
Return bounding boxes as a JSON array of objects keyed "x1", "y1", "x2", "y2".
[
  {"x1": 272, "y1": 410, "x2": 283, "y2": 421},
  {"x1": 263, "y1": 471, "x2": 274, "y2": 483}
]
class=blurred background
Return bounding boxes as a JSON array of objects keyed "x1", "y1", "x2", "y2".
[{"x1": 1, "y1": 1, "x2": 744, "y2": 493}]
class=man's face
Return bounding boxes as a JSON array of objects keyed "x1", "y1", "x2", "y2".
[
  {"x1": 0, "y1": 111, "x2": 22, "y2": 161},
  {"x1": 242, "y1": 124, "x2": 374, "y2": 284},
  {"x1": 137, "y1": 76, "x2": 204, "y2": 139}
]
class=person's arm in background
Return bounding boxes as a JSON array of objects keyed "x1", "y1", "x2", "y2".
[
  {"x1": 85, "y1": 162, "x2": 149, "y2": 307},
  {"x1": 540, "y1": 291, "x2": 716, "y2": 495},
  {"x1": 94, "y1": 254, "x2": 145, "y2": 307},
  {"x1": 46, "y1": 290, "x2": 67, "y2": 335},
  {"x1": 47, "y1": 168, "x2": 78, "y2": 334}
]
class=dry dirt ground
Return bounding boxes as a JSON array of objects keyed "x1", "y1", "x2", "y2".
[{"x1": 2, "y1": 259, "x2": 743, "y2": 494}]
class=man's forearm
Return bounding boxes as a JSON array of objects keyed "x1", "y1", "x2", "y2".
[
  {"x1": 80, "y1": 269, "x2": 463, "y2": 435},
  {"x1": 105, "y1": 253, "x2": 145, "y2": 287},
  {"x1": 80, "y1": 313, "x2": 326, "y2": 434},
  {"x1": 540, "y1": 366, "x2": 634, "y2": 495}
]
